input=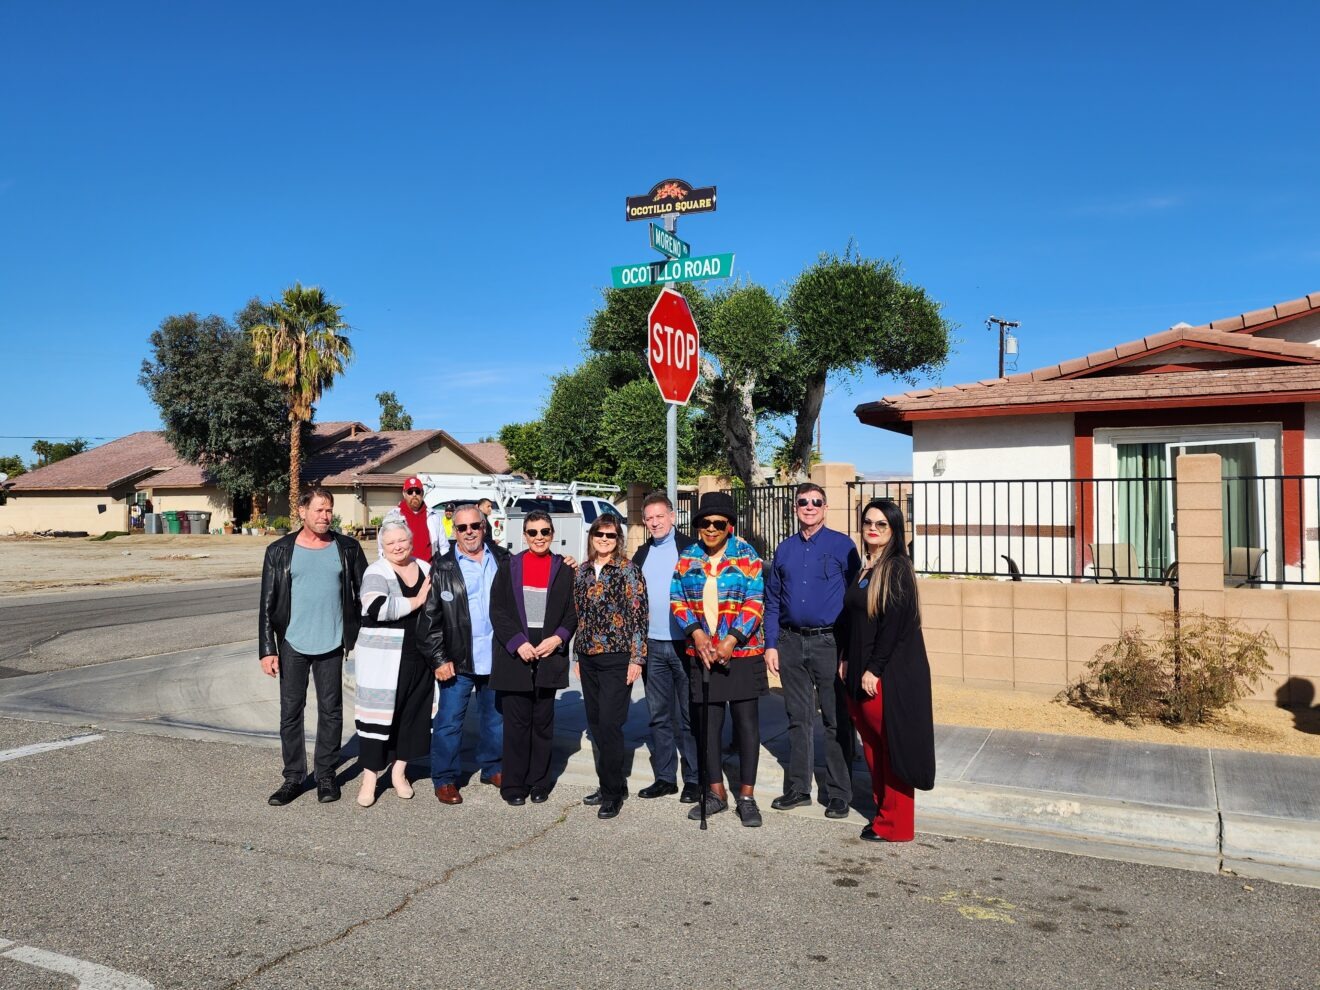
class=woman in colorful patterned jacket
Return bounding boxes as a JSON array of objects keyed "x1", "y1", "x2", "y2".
[
  {"x1": 572, "y1": 513, "x2": 648, "y2": 821},
  {"x1": 669, "y1": 491, "x2": 767, "y2": 827}
]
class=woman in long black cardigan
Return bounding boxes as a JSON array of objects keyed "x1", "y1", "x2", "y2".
[
  {"x1": 838, "y1": 498, "x2": 936, "y2": 842},
  {"x1": 489, "y1": 510, "x2": 578, "y2": 805}
]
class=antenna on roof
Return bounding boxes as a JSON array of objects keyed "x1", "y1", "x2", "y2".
[{"x1": 986, "y1": 316, "x2": 1021, "y2": 378}]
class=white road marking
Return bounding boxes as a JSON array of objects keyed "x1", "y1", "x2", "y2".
[
  {"x1": 0, "y1": 733, "x2": 104, "y2": 764},
  {"x1": 2, "y1": 943, "x2": 153, "y2": 988}
]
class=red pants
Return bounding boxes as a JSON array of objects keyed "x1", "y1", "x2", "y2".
[{"x1": 846, "y1": 684, "x2": 915, "y2": 841}]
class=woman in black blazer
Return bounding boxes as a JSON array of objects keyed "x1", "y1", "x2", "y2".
[
  {"x1": 838, "y1": 498, "x2": 936, "y2": 842},
  {"x1": 489, "y1": 510, "x2": 578, "y2": 805}
]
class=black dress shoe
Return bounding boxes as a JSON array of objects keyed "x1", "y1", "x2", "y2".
[
  {"x1": 316, "y1": 778, "x2": 340, "y2": 804},
  {"x1": 597, "y1": 797, "x2": 624, "y2": 819},
  {"x1": 679, "y1": 783, "x2": 701, "y2": 804},
  {"x1": 859, "y1": 825, "x2": 890, "y2": 842},
  {"x1": 582, "y1": 789, "x2": 603, "y2": 806},
  {"x1": 504, "y1": 794, "x2": 527, "y2": 806},
  {"x1": 825, "y1": 798, "x2": 850, "y2": 819},
  {"x1": 638, "y1": 780, "x2": 679, "y2": 799},
  {"x1": 770, "y1": 791, "x2": 812, "y2": 811},
  {"x1": 530, "y1": 788, "x2": 550, "y2": 804},
  {"x1": 268, "y1": 782, "x2": 302, "y2": 807}
]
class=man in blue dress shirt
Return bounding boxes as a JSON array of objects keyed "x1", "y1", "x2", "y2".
[{"x1": 764, "y1": 482, "x2": 861, "y2": 818}]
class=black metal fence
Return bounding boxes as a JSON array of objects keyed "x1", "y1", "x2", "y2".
[
  {"x1": 1223, "y1": 475, "x2": 1320, "y2": 586},
  {"x1": 675, "y1": 490, "x2": 698, "y2": 533},
  {"x1": 845, "y1": 478, "x2": 1176, "y2": 583},
  {"x1": 720, "y1": 484, "x2": 798, "y2": 560}
]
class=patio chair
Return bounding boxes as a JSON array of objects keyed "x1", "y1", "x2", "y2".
[
  {"x1": 1225, "y1": 547, "x2": 1267, "y2": 587},
  {"x1": 1089, "y1": 542, "x2": 1139, "y2": 582},
  {"x1": 1161, "y1": 561, "x2": 1179, "y2": 587},
  {"x1": 1001, "y1": 555, "x2": 1023, "y2": 581}
]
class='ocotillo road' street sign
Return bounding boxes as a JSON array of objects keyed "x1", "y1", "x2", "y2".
[{"x1": 611, "y1": 253, "x2": 734, "y2": 289}]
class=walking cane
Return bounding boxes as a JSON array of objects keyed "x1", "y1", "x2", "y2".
[{"x1": 697, "y1": 655, "x2": 710, "y2": 831}]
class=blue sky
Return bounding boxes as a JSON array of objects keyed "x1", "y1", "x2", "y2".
[{"x1": 2, "y1": 1, "x2": 1317, "y2": 475}]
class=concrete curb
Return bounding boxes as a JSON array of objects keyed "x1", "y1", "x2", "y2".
[{"x1": 1221, "y1": 812, "x2": 1320, "y2": 886}]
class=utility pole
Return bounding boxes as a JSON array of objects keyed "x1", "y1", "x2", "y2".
[{"x1": 986, "y1": 316, "x2": 1020, "y2": 379}]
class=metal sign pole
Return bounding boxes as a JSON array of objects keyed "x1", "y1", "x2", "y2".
[{"x1": 663, "y1": 214, "x2": 679, "y2": 508}]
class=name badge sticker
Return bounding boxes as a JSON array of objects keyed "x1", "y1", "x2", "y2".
[{"x1": 440, "y1": 590, "x2": 455, "y2": 602}]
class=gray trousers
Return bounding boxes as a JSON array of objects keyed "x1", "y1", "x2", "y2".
[{"x1": 778, "y1": 628, "x2": 853, "y2": 801}]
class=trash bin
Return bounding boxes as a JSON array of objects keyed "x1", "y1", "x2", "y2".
[
  {"x1": 163, "y1": 511, "x2": 181, "y2": 534},
  {"x1": 197, "y1": 511, "x2": 212, "y2": 534},
  {"x1": 144, "y1": 513, "x2": 160, "y2": 535},
  {"x1": 179, "y1": 513, "x2": 191, "y2": 535}
]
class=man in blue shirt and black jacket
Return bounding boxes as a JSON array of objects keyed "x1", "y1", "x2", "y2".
[{"x1": 764, "y1": 481, "x2": 861, "y2": 818}]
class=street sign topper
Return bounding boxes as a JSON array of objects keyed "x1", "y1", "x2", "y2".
[
  {"x1": 650, "y1": 222, "x2": 690, "y2": 259},
  {"x1": 647, "y1": 287, "x2": 700, "y2": 405},
  {"x1": 612, "y1": 253, "x2": 734, "y2": 289},
  {"x1": 626, "y1": 178, "x2": 717, "y2": 222}
]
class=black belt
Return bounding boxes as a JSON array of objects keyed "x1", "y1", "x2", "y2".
[{"x1": 784, "y1": 624, "x2": 833, "y2": 637}]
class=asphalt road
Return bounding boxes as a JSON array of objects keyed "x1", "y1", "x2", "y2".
[
  {"x1": 0, "y1": 717, "x2": 1315, "y2": 990},
  {"x1": 0, "y1": 580, "x2": 257, "y2": 676}
]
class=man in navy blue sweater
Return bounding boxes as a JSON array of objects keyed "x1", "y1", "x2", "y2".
[{"x1": 764, "y1": 482, "x2": 861, "y2": 818}]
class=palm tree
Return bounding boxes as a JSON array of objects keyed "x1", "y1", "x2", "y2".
[{"x1": 248, "y1": 283, "x2": 353, "y2": 515}]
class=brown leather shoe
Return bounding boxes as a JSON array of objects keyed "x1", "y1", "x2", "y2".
[
  {"x1": 480, "y1": 772, "x2": 503, "y2": 789},
  {"x1": 434, "y1": 784, "x2": 462, "y2": 805}
]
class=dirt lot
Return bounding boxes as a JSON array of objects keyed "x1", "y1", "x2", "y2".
[
  {"x1": 3, "y1": 534, "x2": 1316, "y2": 757},
  {"x1": 0, "y1": 533, "x2": 286, "y2": 595}
]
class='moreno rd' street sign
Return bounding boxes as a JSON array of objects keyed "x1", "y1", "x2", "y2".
[
  {"x1": 611, "y1": 252, "x2": 734, "y2": 289},
  {"x1": 647, "y1": 288, "x2": 700, "y2": 405},
  {"x1": 650, "y1": 223, "x2": 690, "y2": 259}
]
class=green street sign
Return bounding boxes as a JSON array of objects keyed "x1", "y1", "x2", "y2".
[
  {"x1": 611, "y1": 253, "x2": 735, "y2": 289},
  {"x1": 649, "y1": 223, "x2": 690, "y2": 259}
]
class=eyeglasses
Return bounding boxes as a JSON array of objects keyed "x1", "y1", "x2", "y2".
[
  {"x1": 698, "y1": 519, "x2": 730, "y2": 532},
  {"x1": 454, "y1": 522, "x2": 484, "y2": 533},
  {"x1": 862, "y1": 519, "x2": 890, "y2": 531},
  {"x1": 797, "y1": 497, "x2": 825, "y2": 508},
  {"x1": 525, "y1": 527, "x2": 553, "y2": 537},
  {"x1": 593, "y1": 532, "x2": 619, "y2": 542},
  {"x1": 404, "y1": 488, "x2": 423, "y2": 495}
]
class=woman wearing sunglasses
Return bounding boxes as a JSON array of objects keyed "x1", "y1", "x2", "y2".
[
  {"x1": 572, "y1": 514, "x2": 648, "y2": 819},
  {"x1": 838, "y1": 498, "x2": 935, "y2": 842},
  {"x1": 669, "y1": 491, "x2": 767, "y2": 827},
  {"x1": 489, "y1": 509, "x2": 578, "y2": 805}
]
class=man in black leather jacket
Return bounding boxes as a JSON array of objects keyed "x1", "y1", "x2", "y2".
[
  {"x1": 258, "y1": 488, "x2": 367, "y2": 806},
  {"x1": 416, "y1": 505, "x2": 510, "y2": 805}
]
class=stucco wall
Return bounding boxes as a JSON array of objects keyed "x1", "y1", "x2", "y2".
[
  {"x1": 0, "y1": 493, "x2": 131, "y2": 535},
  {"x1": 1254, "y1": 311, "x2": 1320, "y2": 346},
  {"x1": 912, "y1": 415, "x2": 1073, "y2": 480},
  {"x1": 147, "y1": 489, "x2": 233, "y2": 528}
]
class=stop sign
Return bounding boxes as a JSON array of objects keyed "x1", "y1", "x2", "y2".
[{"x1": 647, "y1": 288, "x2": 701, "y2": 405}]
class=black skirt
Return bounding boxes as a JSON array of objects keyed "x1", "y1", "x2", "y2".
[
  {"x1": 359, "y1": 649, "x2": 433, "y2": 771},
  {"x1": 687, "y1": 652, "x2": 768, "y2": 704}
]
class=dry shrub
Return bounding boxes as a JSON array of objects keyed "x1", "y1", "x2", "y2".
[{"x1": 1063, "y1": 610, "x2": 1276, "y2": 725}]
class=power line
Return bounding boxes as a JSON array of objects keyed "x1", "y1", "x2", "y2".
[{"x1": 0, "y1": 435, "x2": 109, "y2": 441}]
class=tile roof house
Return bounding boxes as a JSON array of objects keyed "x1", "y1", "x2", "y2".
[
  {"x1": 0, "y1": 421, "x2": 498, "y2": 536},
  {"x1": 853, "y1": 291, "x2": 1320, "y2": 584}
]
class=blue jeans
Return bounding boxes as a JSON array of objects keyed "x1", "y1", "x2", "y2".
[
  {"x1": 642, "y1": 639, "x2": 699, "y2": 786},
  {"x1": 430, "y1": 671, "x2": 503, "y2": 786}
]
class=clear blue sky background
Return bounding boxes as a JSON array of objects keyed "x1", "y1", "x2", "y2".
[{"x1": 2, "y1": 1, "x2": 1317, "y2": 476}]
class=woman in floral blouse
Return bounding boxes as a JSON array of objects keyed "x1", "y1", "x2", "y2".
[{"x1": 573, "y1": 513, "x2": 648, "y2": 820}]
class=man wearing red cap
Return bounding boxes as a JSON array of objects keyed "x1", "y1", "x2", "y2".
[{"x1": 378, "y1": 477, "x2": 449, "y2": 564}]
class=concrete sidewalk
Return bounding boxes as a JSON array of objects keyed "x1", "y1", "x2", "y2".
[{"x1": 0, "y1": 641, "x2": 1314, "y2": 887}]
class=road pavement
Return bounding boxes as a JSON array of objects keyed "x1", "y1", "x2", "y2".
[
  {"x1": 0, "y1": 717, "x2": 1316, "y2": 990},
  {"x1": 0, "y1": 580, "x2": 256, "y2": 677}
]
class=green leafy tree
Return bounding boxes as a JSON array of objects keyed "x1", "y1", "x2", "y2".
[
  {"x1": 600, "y1": 378, "x2": 697, "y2": 489},
  {"x1": 783, "y1": 246, "x2": 952, "y2": 477},
  {"x1": 248, "y1": 283, "x2": 353, "y2": 512},
  {"x1": 376, "y1": 391, "x2": 413, "y2": 431},
  {"x1": 498, "y1": 421, "x2": 546, "y2": 478},
  {"x1": 0, "y1": 455, "x2": 24, "y2": 479},
  {"x1": 140, "y1": 311, "x2": 291, "y2": 502},
  {"x1": 30, "y1": 437, "x2": 90, "y2": 467}
]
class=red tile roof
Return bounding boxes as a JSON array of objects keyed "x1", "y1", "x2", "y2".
[
  {"x1": 857, "y1": 293, "x2": 1320, "y2": 429},
  {"x1": 307, "y1": 429, "x2": 498, "y2": 486},
  {"x1": 858, "y1": 365, "x2": 1320, "y2": 428},
  {"x1": 7, "y1": 432, "x2": 183, "y2": 492},
  {"x1": 465, "y1": 441, "x2": 511, "y2": 474}
]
